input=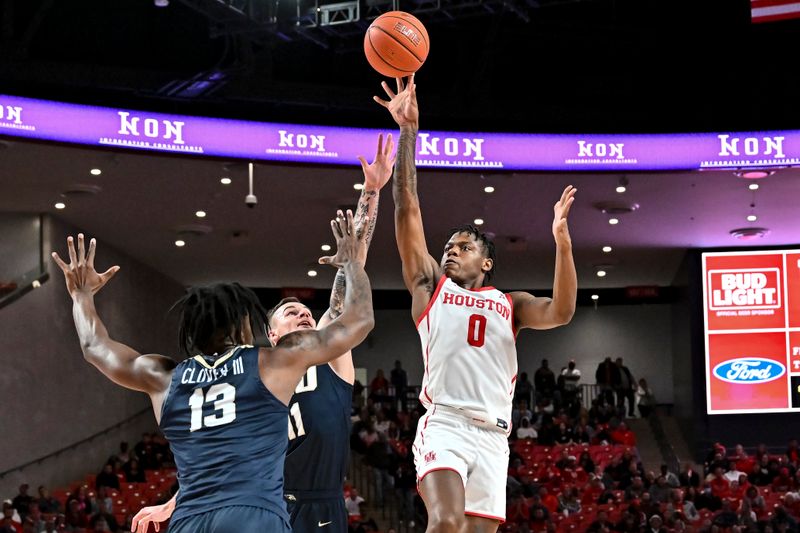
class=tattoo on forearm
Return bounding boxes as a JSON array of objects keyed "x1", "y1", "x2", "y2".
[
  {"x1": 328, "y1": 188, "x2": 379, "y2": 321},
  {"x1": 327, "y1": 269, "x2": 346, "y2": 320},
  {"x1": 393, "y1": 130, "x2": 418, "y2": 207}
]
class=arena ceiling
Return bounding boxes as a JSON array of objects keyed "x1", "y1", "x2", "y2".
[{"x1": 1, "y1": 0, "x2": 799, "y2": 292}]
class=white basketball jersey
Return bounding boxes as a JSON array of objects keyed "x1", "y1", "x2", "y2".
[{"x1": 416, "y1": 275, "x2": 518, "y2": 425}]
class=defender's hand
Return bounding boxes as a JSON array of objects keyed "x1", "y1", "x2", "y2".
[
  {"x1": 51, "y1": 234, "x2": 120, "y2": 298},
  {"x1": 319, "y1": 210, "x2": 367, "y2": 269},
  {"x1": 358, "y1": 132, "x2": 396, "y2": 192}
]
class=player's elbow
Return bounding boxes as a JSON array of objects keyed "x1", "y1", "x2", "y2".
[{"x1": 552, "y1": 304, "x2": 575, "y2": 326}]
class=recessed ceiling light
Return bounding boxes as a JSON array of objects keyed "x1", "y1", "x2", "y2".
[
  {"x1": 353, "y1": 183, "x2": 364, "y2": 191},
  {"x1": 749, "y1": 183, "x2": 759, "y2": 191},
  {"x1": 747, "y1": 214, "x2": 758, "y2": 222},
  {"x1": 596, "y1": 270, "x2": 607, "y2": 277},
  {"x1": 591, "y1": 294, "x2": 599, "y2": 300},
  {"x1": 608, "y1": 218, "x2": 619, "y2": 225},
  {"x1": 616, "y1": 185, "x2": 626, "y2": 193},
  {"x1": 195, "y1": 210, "x2": 206, "y2": 218},
  {"x1": 307, "y1": 270, "x2": 318, "y2": 277},
  {"x1": 735, "y1": 170, "x2": 774, "y2": 179},
  {"x1": 321, "y1": 244, "x2": 331, "y2": 251},
  {"x1": 32, "y1": 280, "x2": 41, "y2": 289},
  {"x1": 54, "y1": 202, "x2": 66, "y2": 209},
  {"x1": 175, "y1": 240, "x2": 186, "y2": 247},
  {"x1": 474, "y1": 218, "x2": 484, "y2": 225},
  {"x1": 484, "y1": 186, "x2": 495, "y2": 193},
  {"x1": 602, "y1": 246, "x2": 612, "y2": 253},
  {"x1": 154, "y1": 0, "x2": 169, "y2": 6},
  {"x1": 730, "y1": 227, "x2": 770, "y2": 240},
  {"x1": 220, "y1": 177, "x2": 232, "y2": 185},
  {"x1": 90, "y1": 168, "x2": 102, "y2": 176}
]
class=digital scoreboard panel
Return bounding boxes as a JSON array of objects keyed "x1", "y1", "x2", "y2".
[{"x1": 702, "y1": 249, "x2": 800, "y2": 414}]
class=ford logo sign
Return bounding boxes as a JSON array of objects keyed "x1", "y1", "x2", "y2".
[{"x1": 712, "y1": 358, "x2": 786, "y2": 384}]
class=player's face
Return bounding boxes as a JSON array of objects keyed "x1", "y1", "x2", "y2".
[
  {"x1": 267, "y1": 302, "x2": 316, "y2": 344},
  {"x1": 440, "y1": 232, "x2": 492, "y2": 285}
]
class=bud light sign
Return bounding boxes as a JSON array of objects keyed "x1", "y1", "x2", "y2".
[{"x1": 712, "y1": 358, "x2": 786, "y2": 384}]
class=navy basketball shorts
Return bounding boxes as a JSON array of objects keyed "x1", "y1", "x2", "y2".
[
  {"x1": 168, "y1": 505, "x2": 291, "y2": 533},
  {"x1": 285, "y1": 490, "x2": 348, "y2": 533}
]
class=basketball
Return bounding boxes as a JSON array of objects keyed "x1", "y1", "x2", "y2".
[{"x1": 363, "y1": 11, "x2": 430, "y2": 78}]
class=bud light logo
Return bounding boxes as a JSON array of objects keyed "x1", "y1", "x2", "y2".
[{"x1": 713, "y1": 358, "x2": 785, "y2": 384}]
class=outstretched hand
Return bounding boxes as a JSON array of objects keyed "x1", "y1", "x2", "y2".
[
  {"x1": 553, "y1": 185, "x2": 577, "y2": 246},
  {"x1": 130, "y1": 501, "x2": 173, "y2": 533},
  {"x1": 319, "y1": 209, "x2": 367, "y2": 269},
  {"x1": 373, "y1": 74, "x2": 418, "y2": 129},
  {"x1": 358, "y1": 132, "x2": 396, "y2": 192},
  {"x1": 51, "y1": 234, "x2": 120, "y2": 298}
]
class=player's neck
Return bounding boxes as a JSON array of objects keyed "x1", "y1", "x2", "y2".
[{"x1": 448, "y1": 274, "x2": 486, "y2": 291}]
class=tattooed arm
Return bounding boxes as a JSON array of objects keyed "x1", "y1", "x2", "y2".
[
  {"x1": 261, "y1": 211, "x2": 374, "y2": 405},
  {"x1": 321, "y1": 132, "x2": 394, "y2": 325},
  {"x1": 373, "y1": 75, "x2": 440, "y2": 322}
]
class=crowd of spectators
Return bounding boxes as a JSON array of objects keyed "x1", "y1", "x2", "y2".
[{"x1": 1, "y1": 433, "x2": 175, "y2": 533}]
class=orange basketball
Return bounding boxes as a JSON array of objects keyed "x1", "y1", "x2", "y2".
[{"x1": 364, "y1": 11, "x2": 430, "y2": 78}]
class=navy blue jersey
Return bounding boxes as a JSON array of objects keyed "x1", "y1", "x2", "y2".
[
  {"x1": 159, "y1": 346, "x2": 290, "y2": 524},
  {"x1": 284, "y1": 363, "x2": 353, "y2": 492}
]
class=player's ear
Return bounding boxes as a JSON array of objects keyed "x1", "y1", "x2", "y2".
[{"x1": 481, "y1": 257, "x2": 494, "y2": 274}]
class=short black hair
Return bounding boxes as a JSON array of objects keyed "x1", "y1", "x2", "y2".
[
  {"x1": 447, "y1": 224, "x2": 497, "y2": 284},
  {"x1": 266, "y1": 297, "x2": 303, "y2": 330},
  {"x1": 172, "y1": 282, "x2": 268, "y2": 356}
]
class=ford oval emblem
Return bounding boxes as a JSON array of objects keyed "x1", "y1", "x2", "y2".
[{"x1": 712, "y1": 358, "x2": 786, "y2": 384}]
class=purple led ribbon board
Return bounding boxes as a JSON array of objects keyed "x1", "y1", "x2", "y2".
[{"x1": 1, "y1": 94, "x2": 798, "y2": 171}]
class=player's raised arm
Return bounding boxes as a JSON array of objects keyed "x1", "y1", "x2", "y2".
[
  {"x1": 373, "y1": 75, "x2": 440, "y2": 306},
  {"x1": 51, "y1": 234, "x2": 174, "y2": 397},
  {"x1": 260, "y1": 210, "x2": 375, "y2": 405},
  {"x1": 511, "y1": 186, "x2": 578, "y2": 330},
  {"x1": 321, "y1": 132, "x2": 394, "y2": 326}
]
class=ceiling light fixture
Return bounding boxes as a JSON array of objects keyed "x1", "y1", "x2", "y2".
[
  {"x1": 307, "y1": 270, "x2": 318, "y2": 277},
  {"x1": 749, "y1": 183, "x2": 759, "y2": 191},
  {"x1": 747, "y1": 214, "x2": 758, "y2": 222},
  {"x1": 616, "y1": 176, "x2": 629, "y2": 194},
  {"x1": 220, "y1": 177, "x2": 232, "y2": 185},
  {"x1": 321, "y1": 244, "x2": 331, "y2": 251},
  {"x1": 90, "y1": 168, "x2": 102, "y2": 176},
  {"x1": 353, "y1": 183, "x2": 364, "y2": 191},
  {"x1": 608, "y1": 218, "x2": 619, "y2": 225},
  {"x1": 175, "y1": 240, "x2": 186, "y2": 247},
  {"x1": 602, "y1": 246, "x2": 612, "y2": 253},
  {"x1": 55, "y1": 202, "x2": 66, "y2": 209},
  {"x1": 596, "y1": 270, "x2": 607, "y2": 277},
  {"x1": 591, "y1": 294, "x2": 599, "y2": 300},
  {"x1": 195, "y1": 210, "x2": 206, "y2": 218},
  {"x1": 734, "y1": 169, "x2": 775, "y2": 179},
  {"x1": 474, "y1": 218, "x2": 484, "y2": 225},
  {"x1": 730, "y1": 227, "x2": 770, "y2": 240},
  {"x1": 484, "y1": 186, "x2": 495, "y2": 193},
  {"x1": 154, "y1": 0, "x2": 169, "y2": 6}
]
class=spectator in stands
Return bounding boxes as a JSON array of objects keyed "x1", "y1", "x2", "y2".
[
  {"x1": 610, "y1": 421, "x2": 636, "y2": 446},
  {"x1": 578, "y1": 451, "x2": 596, "y2": 475},
  {"x1": 723, "y1": 459, "x2": 747, "y2": 484},
  {"x1": 679, "y1": 462, "x2": 701, "y2": 488},
  {"x1": 771, "y1": 505, "x2": 799, "y2": 531},
  {"x1": 516, "y1": 417, "x2": 537, "y2": 440},
  {"x1": 788, "y1": 438, "x2": 800, "y2": 466},
  {"x1": 625, "y1": 476, "x2": 646, "y2": 501},
  {"x1": 559, "y1": 360, "x2": 581, "y2": 408},
  {"x1": 390, "y1": 360, "x2": 407, "y2": 411},
  {"x1": 557, "y1": 486, "x2": 581, "y2": 516},
  {"x1": 22, "y1": 503, "x2": 45, "y2": 533},
  {"x1": 595, "y1": 356, "x2": 619, "y2": 407},
  {"x1": 660, "y1": 464, "x2": 680, "y2": 488},
  {"x1": 112, "y1": 441, "x2": 134, "y2": 466},
  {"x1": 773, "y1": 466, "x2": 795, "y2": 493},
  {"x1": 646, "y1": 514, "x2": 668, "y2": 533},
  {"x1": 369, "y1": 369, "x2": 389, "y2": 400},
  {"x1": 64, "y1": 499, "x2": 89, "y2": 530},
  {"x1": 133, "y1": 433, "x2": 156, "y2": 470},
  {"x1": 741, "y1": 485, "x2": 766, "y2": 520},
  {"x1": 352, "y1": 379, "x2": 365, "y2": 411},
  {"x1": 0, "y1": 501, "x2": 22, "y2": 533},
  {"x1": 539, "y1": 487, "x2": 559, "y2": 515},
  {"x1": 92, "y1": 516, "x2": 111, "y2": 531},
  {"x1": 345, "y1": 488, "x2": 365, "y2": 524},
  {"x1": 89, "y1": 499, "x2": 118, "y2": 533},
  {"x1": 36, "y1": 486, "x2": 59, "y2": 515},
  {"x1": 95, "y1": 463, "x2": 120, "y2": 491},
  {"x1": 506, "y1": 493, "x2": 530, "y2": 525},
  {"x1": 615, "y1": 357, "x2": 636, "y2": 418},
  {"x1": 680, "y1": 487, "x2": 701, "y2": 523},
  {"x1": 514, "y1": 372, "x2": 534, "y2": 407},
  {"x1": 534, "y1": 359, "x2": 557, "y2": 403},
  {"x1": 634, "y1": 378, "x2": 655, "y2": 418},
  {"x1": 512, "y1": 399, "x2": 533, "y2": 430},
  {"x1": 709, "y1": 466, "x2": 731, "y2": 499},
  {"x1": 553, "y1": 421, "x2": 574, "y2": 445},
  {"x1": 614, "y1": 511, "x2": 639, "y2": 533},
  {"x1": 587, "y1": 510, "x2": 612, "y2": 532},
  {"x1": 751, "y1": 454, "x2": 780, "y2": 486},
  {"x1": 10, "y1": 485, "x2": 32, "y2": 523},
  {"x1": 123, "y1": 458, "x2": 146, "y2": 483},
  {"x1": 66, "y1": 486, "x2": 93, "y2": 515},
  {"x1": 649, "y1": 475, "x2": 672, "y2": 504},
  {"x1": 528, "y1": 503, "x2": 551, "y2": 533}
]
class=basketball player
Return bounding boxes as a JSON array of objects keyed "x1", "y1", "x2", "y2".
[
  {"x1": 51, "y1": 211, "x2": 373, "y2": 533},
  {"x1": 373, "y1": 74, "x2": 578, "y2": 533},
  {"x1": 130, "y1": 133, "x2": 395, "y2": 533}
]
